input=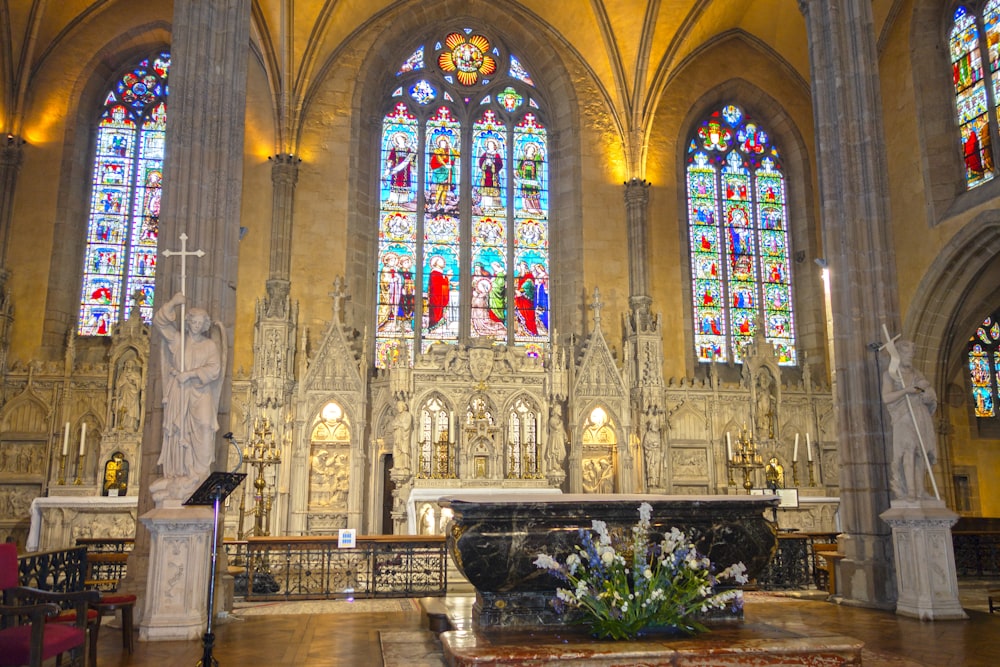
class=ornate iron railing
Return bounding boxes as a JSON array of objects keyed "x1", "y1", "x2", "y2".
[
  {"x1": 953, "y1": 531, "x2": 1000, "y2": 577},
  {"x1": 239, "y1": 535, "x2": 448, "y2": 600},
  {"x1": 17, "y1": 547, "x2": 88, "y2": 599},
  {"x1": 756, "y1": 532, "x2": 838, "y2": 591}
]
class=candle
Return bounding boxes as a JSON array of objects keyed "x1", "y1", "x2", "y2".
[
  {"x1": 62, "y1": 422, "x2": 70, "y2": 456},
  {"x1": 726, "y1": 432, "x2": 733, "y2": 461},
  {"x1": 79, "y1": 422, "x2": 87, "y2": 456},
  {"x1": 793, "y1": 433, "x2": 799, "y2": 462},
  {"x1": 806, "y1": 433, "x2": 813, "y2": 462}
]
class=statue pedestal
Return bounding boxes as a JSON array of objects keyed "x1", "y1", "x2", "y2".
[
  {"x1": 138, "y1": 507, "x2": 214, "y2": 641},
  {"x1": 880, "y1": 500, "x2": 967, "y2": 620}
]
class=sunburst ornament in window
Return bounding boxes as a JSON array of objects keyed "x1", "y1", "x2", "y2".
[{"x1": 438, "y1": 32, "x2": 496, "y2": 86}]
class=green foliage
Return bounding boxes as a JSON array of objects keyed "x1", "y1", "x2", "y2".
[{"x1": 534, "y1": 502, "x2": 748, "y2": 640}]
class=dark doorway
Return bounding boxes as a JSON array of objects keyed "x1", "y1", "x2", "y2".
[{"x1": 382, "y1": 454, "x2": 395, "y2": 534}]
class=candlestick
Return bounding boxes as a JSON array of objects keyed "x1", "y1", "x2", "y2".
[
  {"x1": 62, "y1": 422, "x2": 70, "y2": 456},
  {"x1": 806, "y1": 433, "x2": 813, "y2": 462},
  {"x1": 73, "y1": 453, "x2": 84, "y2": 485},
  {"x1": 793, "y1": 433, "x2": 799, "y2": 462},
  {"x1": 79, "y1": 422, "x2": 87, "y2": 456},
  {"x1": 58, "y1": 452, "x2": 67, "y2": 485}
]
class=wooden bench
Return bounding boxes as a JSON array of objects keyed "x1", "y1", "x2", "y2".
[{"x1": 813, "y1": 543, "x2": 845, "y2": 596}]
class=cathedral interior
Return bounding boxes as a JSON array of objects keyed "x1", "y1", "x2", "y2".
[{"x1": 1, "y1": 0, "x2": 999, "y2": 611}]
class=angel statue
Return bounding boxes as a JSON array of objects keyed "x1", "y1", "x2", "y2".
[{"x1": 149, "y1": 292, "x2": 226, "y2": 502}]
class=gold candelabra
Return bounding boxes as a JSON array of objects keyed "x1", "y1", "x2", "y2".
[
  {"x1": 726, "y1": 426, "x2": 765, "y2": 494},
  {"x1": 241, "y1": 418, "x2": 282, "y2": 537},
  {"x1": 58, "y1": 453, "x2": 67, "y2": 485}
]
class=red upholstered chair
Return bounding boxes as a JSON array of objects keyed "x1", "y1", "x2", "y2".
[{"x1": 0, "y1": 542, "x2": 98, "y2": 667}]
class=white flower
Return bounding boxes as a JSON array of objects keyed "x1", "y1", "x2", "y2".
[
  {"x1": 566, "y1": 553, "x2": 581, "y2": 574},
  {"x1": 621, "y1": 601, "x2": 629, "y2": 613},
  {"x1": 643, "y1": 568, "x2": 653, "y2": 579},
  {"x1": 638, "y1": 502, "x2": 652, "y2": 525},
  {"x1": 592, "y1": 520, "x2": 611, "y2": 545},
  {"x1": 534, "y1": 554, "x2": 560, "y2": 571},
  {"x1": 601, "y1": 549, "x2": 615, "y2": 565}
]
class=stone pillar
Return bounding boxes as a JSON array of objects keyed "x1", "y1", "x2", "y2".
[
  {"x1": 880, "y1": 501, "x2": 967, "y2": 620},
  {"x1": 267, "y1": 154, "x2": 299, "y2": 283},
  {"x1": 0, "y1": 136, "x2": 25, "y2": 372},
  {"x1": 624, "y1": 178, "x2": 651, "y2": 300},
  {"x1": 799, "y1": 0, "x2": 899, "y2": 608},
  {"x1": 129, "y1": 0, "x2": 252, "y2": 630}
]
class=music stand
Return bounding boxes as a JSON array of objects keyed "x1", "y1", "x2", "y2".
[{"x1": 185, "y1": 471, "x2": 246, "y2": 667}]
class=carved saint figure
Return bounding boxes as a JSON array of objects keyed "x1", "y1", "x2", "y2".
[
  {"x1": 547, "y1": 404, "x2": 567, "y2": 470},
  {"x1": 151, "y1": 292, "x2": 225, "y2": 498},
  {"x1": 113, "y1": 360, "x2": 142, "y2": 431},
  {"x1": 881, "y1": 339, "x2": 937, "y2": 500},
  {"x1": 392, "y1": 401, "x2": 413, "y2": 470},
  {"x1": 642, "y1": 408, "x2": 663, "y2": 488}
]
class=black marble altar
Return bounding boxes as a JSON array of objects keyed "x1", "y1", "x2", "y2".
[{"x1": 439, "y1": 493, "x2": 779, "y2": 627}]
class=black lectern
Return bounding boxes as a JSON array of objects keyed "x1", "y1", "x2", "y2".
[{"x1": 185, "y1": 471, "x2": 246, "y2": 667}]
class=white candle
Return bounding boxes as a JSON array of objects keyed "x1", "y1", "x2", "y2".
[
  {"x1": 79, "y1": 422, "x2": 86, "y2": 456},
  {"x1": 62, "y1": 422, "x2": 70, "y2": 456},
  {"x1": 793, "y1": 433, "x2": 799, "y2": 462},
  {"x1": 726, "y1": 432, "x2": 733, "y2": 460},
  {"x1": 806, "y1": 433, "x2": 813, "y2": 462}
]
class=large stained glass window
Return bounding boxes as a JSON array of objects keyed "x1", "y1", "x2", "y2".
[
  {"x1": 686, "y1": 104, "x2": 796, "y2": 365},
  {"x1": 376, "y1": 30, "x2": 549, "y2": 367},
  {"x1": 78, "y1": 52, "x2": 169, "y2": 335},
  {"x1": 950, "y1": 4, "x2": 1000, "y2": 189},
  {"x1": 969, "y1": 314, "x2": 1000, "y2": 418}
]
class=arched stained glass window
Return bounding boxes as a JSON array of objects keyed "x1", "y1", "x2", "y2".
[
  {"x1": 686, "y1": 104, "x2": 796, "y2": 365},
  {"x1": 950, "y1": 4, "x2": 1000, "y2": 188},
  {"x1": 376, "y1": 29, "x2": 549, "y2": 368},
  {"x1": 78, "y1": 52, "x2": 169, "y2": 335},
  {"x1": 968, "y1": 314, "x2": 1000, "y2": 417}
]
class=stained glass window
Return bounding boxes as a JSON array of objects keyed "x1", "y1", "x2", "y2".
[
  {"x1": 376, "y1": 30, "x2": 549, "y2": 367},
  {"x1": 968, "y1": 314, "x2": 1000, "y2": 418},
  {"x1": 950, "y1": 4, "x2": 999, "y2": 188},
  {"x1": 78, "y1": 52, "x2": 169, "y2": 335},
  {"x1": 686, "y1": 104, "x2": 796, "y2": 365}
]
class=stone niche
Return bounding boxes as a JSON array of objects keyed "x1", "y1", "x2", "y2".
[{"x1": 440, "y1": 493, "x2": 778, "y2": 628}]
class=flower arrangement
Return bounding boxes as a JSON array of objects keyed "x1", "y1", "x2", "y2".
[{"x1": 533, "y1": 502, "x2": 748, "y2": 640}]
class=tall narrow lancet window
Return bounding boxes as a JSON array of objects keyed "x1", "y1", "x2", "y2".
[
  {"x1": 969, "y1": 314, "x2": 1000, "y2": 418},
  {"x1": 375, "y1": 30, "x2": 549, "y2": 367},
  {"x1": 686, "y1": 104, "x2": 796, "y2": 365},
  {"x1": 950, "y1": 4, "x2": 1000, "y2": 188},
  {"x1": 78, "y1": 52, "x2": 170, "y2": 335}
]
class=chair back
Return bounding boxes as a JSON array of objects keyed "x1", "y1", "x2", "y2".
[{"x1": 0, "y1": 543, "x2": 17, "y2": 590}]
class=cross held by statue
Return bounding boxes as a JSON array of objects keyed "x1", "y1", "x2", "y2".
[{"x1": 162, "y1": 232, "x2": 205, "y2": 372}]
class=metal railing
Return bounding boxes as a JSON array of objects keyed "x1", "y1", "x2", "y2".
[
  {"x1": 238, "y1": 535, "x2": 448, "y2": 601},
  {"x1": 17, "y1": 547, "x2": 88, "y2": 599},
  {"x1": 953, "y1": 531, "x2": 1000, "y2": 577}
]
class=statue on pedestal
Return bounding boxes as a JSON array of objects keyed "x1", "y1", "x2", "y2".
[
  {"x1": 392, "y1": 400, "x2": 413, "y2": 471},
  {"x1": 642, "y1": 407, "x2": 662, "y2": 488},
  {"x1": 881, "y1": 338, "x2": 937, "y2": 501},
  {"x1": 547, "y1": 404, "x2": 567, "y2": 470},
  {"x1": 149, "y1": 292, "x2": 225, "y2": 502},
  {"x1": 112, "y1": 360, "x2": 142, "y2": 432}
]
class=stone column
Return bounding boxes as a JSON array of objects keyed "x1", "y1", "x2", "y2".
[
  {"x1": 799, "y1": 0, "x2": 899, "y2": 608},
  {"x1": 129, "y1": 0, "x2": 252, "y2": 630},
  {"x1": 624, "y1": 178, "x2": 651, "y2": 303},
  {"x1": 0, "y1": 136, "x2": 25, "y2": 372}
]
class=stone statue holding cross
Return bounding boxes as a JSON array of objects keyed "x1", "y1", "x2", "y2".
[
  {"x1": 149, "y1": 292, "x2": 226, "y2": 502},
  {"x1": 149, "y1": 233, "x2": 226, "y2": 502}
]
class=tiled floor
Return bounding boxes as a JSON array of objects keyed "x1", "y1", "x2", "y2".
[{"x1": 88, "y1": 584, "x2": 1000, "y2": 667}]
